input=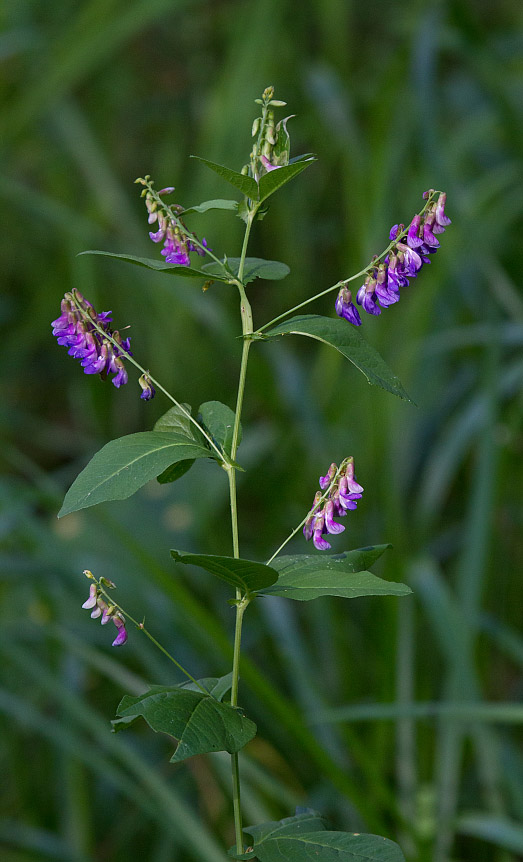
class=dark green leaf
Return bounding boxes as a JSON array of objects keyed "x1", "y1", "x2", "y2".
[
  {"x1": 230, "y1": 812, "x2": 406, "y2": 861},
  {"x1": 257, "y1": 158, "x2": 315, "y2": 204},
  {"x1": 58, "y1": 432, "x2": 212, "y2": 517},
  {"x1": 202, "y1": 257, "x2": 290, "y2": 285},
  {"x1": 180, "y1": 198, "x2": 239, "y2": 215},
  {"x1": 78, "y1": 250, "x2": 225, "y2": 280},
  {"x1": 198, "y1": 400, "x2": 240, "y2": 457},
  {"x1": 156, "y1": 460, "x2": 195, "y2": 485},
  {"x1": 258, "y1": 547, "x2": 411, "y2": 601},
  {"x1": 263, "y1": 315, "x2": 412, "y2": 402},
  {"x1": 115, "y1": 682, "x2": 256, "y2": 763},
  {"x1": 154, "y1": 404, "x2": 204, "y2": 443},
  {"x1": 177, "y1": 674, "x2": 233, "y2": 701},
  {"x1": 190, "y1": 156, "x2": 259, "y2": 199},
  {"x1": 170, "y1": 550, "x2": 278, "y2": 592}
]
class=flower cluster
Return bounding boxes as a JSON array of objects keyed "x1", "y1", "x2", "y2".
[
  {"x1": 81, "y1": 572, "x2": 128, "y2": 646},
  {"x1": 51, "y1": 290, "x2": 132, "y2": 390},
  {"x1": 303, "y1": 458, "x2": 364, "y2": 551},
  {"x1": 336, "y1": 191, "x2": 451, "y2": 326},
  {"x1": 137, "y1": 179, "x2": 208, "y2": 266}
]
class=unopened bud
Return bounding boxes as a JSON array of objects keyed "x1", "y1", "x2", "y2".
[
  {"x1": 268, "y1": 99, "x2": 287, "y2": 107},
  {"x1": 251, "y1": 117, "x2": 261, "y2": 137}
]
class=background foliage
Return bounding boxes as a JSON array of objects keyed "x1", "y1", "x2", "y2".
[{"x1": 2, "y1": 0, "x2": 523, "y2": 860}]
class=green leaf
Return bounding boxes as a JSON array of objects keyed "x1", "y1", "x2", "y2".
[
  {"x1": 177, "y1": 674, "x2": 233, "y2": 701},
  {"x1": 180, "y1": 198, "x2": 239, "y2": 215},
  {"x1": 263, "y1": 315, "x2": 412, "y2": 402},
  {"x1": 58, "y1": 432, "x2": 212, "y2": 517},
  {"x1": 154, "y1": 404, "x2": 204, "y2": 443},
  {"x1": 229, "y1": 812, "x2": 406, "y2": 861},
  {"x1": 115, "y1": 681, "x2": 256, "y2": 763},
  {"x1": 258, "y1": 547, "x2": 411, "y2": 601},
  {"x1": 156, "y1": 459, "x2": 195, "y2": 485},
  {"x1": 202, "y1": 257, "x2": 290, "y2": 284},
  {"x1": 78, "y1": 250, "x2": 225, "y2": 280},
  {"x1": 257, "y1": 158, "x2": 315, "y2": 204},
  {"x1": 198, "y1": 400, "x2": 241, "y2": 457},
  {"x1": 170, "y1": 550, "x2": 278, "y2": 592},
  {"x1": 154, "y1": 406, "x2": 205, "y2": 484},
  {"x1": 190, "y1": 156, "x2": 259, "y2": 199}
]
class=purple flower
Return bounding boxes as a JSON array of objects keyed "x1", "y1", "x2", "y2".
[
  {"x1": 81, "y1": 572, "x2": 128, "y2": 647},
  {"x1": 112, "y1": 616, "x2": 128, "y2": 647},
  {"x1": 304, "y1": 457, "x2": 363, "y2": 552},
  {"x1": 52, "y1": 290, "x2": 133, "y2": 393},
  {"x1": 335, "y1": 286, "x2": 362, "y2": 326},
  {"x1": 260, "y1": 155, "x2": 282, "y2": 173},
  {"x1": 337, "y1": 192, "x2": 450, "y2": 324},
  {"x1": 141, "y1": 181, "x2": 208, "y2": 267},
  {"x1": 139, "y1": 373, "x2": 156, "y2": 401}
]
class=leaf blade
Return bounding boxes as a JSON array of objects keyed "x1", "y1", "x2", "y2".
[
  {"x1": 202, "y1": 257, "x2": 290, "y2": 284},
  {"x1": 58, "y1": 432, "x2": 212, "y2": 517},
  {"x1": 190, "y1": 156, "x2": 259, "y2": 199},
  {"x1": 263, "y1": 315, "x2": 412, "y2": 402},
  {"x1": 180, "y1": 198, "x2": 239, "y2": 215},
  {"x1": 170, "y1": 550, "x2": 278, "y2": 592},
  {"x1": 258, "y1": 546, "x2": 411, "y2": 601},
  {"x1": 115, "y1": 683, "x2": 256, "y2": 763},
  {"x1": 257, "y1": 158, "x2": 316, "y2": 203},
  {"x1": 78, "y1": 250, "x2": 224, "y2": 280}
]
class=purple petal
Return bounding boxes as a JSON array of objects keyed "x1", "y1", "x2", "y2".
[{"x1": 325, "y1": 501, "x2": 345, "y2": 535}]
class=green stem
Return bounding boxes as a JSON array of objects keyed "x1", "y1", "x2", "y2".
[
  {"x1": 96, "y1": 583, "x2": 209, "y2": 695},
  {"x1": 226, "y1": 207, "x2": 257, "y2": 856},
  {"x1": 254, "y1": 191, "x2": 441, "y2": 335}
]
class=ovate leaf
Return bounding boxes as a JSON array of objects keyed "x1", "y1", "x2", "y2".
[
  {"x1": 154, "y1": 404, "x2": 204, "y2": 443},
  {"x1": 202, "y1": 257, "x2": 290, "y2": 284},
  {"x1": 190, "y1": 156, "x2": 259, "y2": 199},
  {"x1": 180, "y1": 198, "x2": 239, "y2": 215},
  {"x1": 229, "y1": 811, "x2": 406, "y2": 861},
  {"x1": 170, "y1": 551, "x2": 278, "y2": 592},
  {"x1": 198, "y1": 400, "x2": 240, "y2": 457},
  {"x1": 257, "y1": 158, "x2": 316, "y2": 204},
  {"x1": 58, "y1": 432, "x2": 212, "y2": 517},
  {"x1": 258, "y1": 547, "x2": 411, "y2": 601},
  {"x1": 263, "y1": 315, "x2": 412, "y2": 402},
  {"x1": 115, "y1": 681, "x2": 256, "y2": 763},
  {"x1": 78, "y1": 250, "x2": 225, "y2": 280}
]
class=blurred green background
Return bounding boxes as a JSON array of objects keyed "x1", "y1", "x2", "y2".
[{"x1": 2, "y1": 0, "x2": 523, "y2": 860}]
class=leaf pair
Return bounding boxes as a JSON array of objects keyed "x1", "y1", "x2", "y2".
[
  {"x1": 191, "y1": 153, "x2": 316, "y2": 205},
  {"x1": 228, "y1": 809, "x2": 406, "y2": 861},
  {"x1": 170, "y1": 546, "x2": 412, "y2": 602},
  {"x1": 114, "y1": 674, "x2": 256, "y2": 763},
  {"x1": 58, "y1": 400, "x2": 240, "y2": 517}
]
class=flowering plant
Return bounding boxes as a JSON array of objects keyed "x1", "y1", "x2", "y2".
[{"x1": 54, "y1": 87, "x2": 450, "y2": 861}]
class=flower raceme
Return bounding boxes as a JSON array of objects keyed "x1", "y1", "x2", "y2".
[
  {"x1": 336, "y1": 191, "x2": 451, "y2": 326},
  {"x1": 303, "y1": 458, "x2": 364, "y2": 551},
  {"x1": 81, "y1": 572, "x2": 128, "y2": 647},
  {"x1": 136, "y1": 178, "x2": 208, "y2": 266},
  {"x1": 51, "y1": 290, "x2": 133, "y2": 391}
]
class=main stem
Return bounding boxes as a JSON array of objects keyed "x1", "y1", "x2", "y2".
[{"x1": 227, "y1": 209, "x2": 256, "y2": 854}]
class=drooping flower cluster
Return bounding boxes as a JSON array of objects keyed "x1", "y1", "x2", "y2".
[
  {"x1": 51, "y1": 290, "x2": 132, "y2": 390},
  {"x1": 336, "y1": 191, "x2": 451, "y2": 326},
  {"x1": 81, "y1": 571, "x2": 128, "y2": 646},
  {"x1": 137, "y1": 179, "x2": 208, "y2": 266},
  {"x1": 303, "y1": 458, "x2": 364, "y2": 551}
]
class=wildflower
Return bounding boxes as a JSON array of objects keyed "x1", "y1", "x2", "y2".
[
  {"x1": 335, "y1": 286, "x2": 362, "y2": 326},
  {"x1": 81, "y1": 572, "x2": 128, "y2": 647},
  {"x1": 52, "y1": 290, "x2": 132, "y2": 391},
  {"x1": 337, "y1": 191, "x2": 451, "y2": 325},
  {"x1": 303, "y1": 457, "x2": 363, "y2": 551},
  {"x1": 139, "y1": 181, "x2": 208, "y2": 267},
  {"x1": 139, "y1": 372, "x2": 156, "y2": 401}
]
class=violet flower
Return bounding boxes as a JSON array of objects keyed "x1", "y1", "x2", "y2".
[
  {"x1": 303, "y1": 457, "x2": 364, "y2": 551},
  {"x1": 337, "y1": 191, "x2": 451, "y2": 325},
  {"x1": 140, "y1": 181, "x2": 208, "y2": 267},
  {"x1": 81, "y1": 574, "x2": 128, "y2": 647},
  {"x1": 52, "y1": 290, "x2": 140, "y2": 394}
]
